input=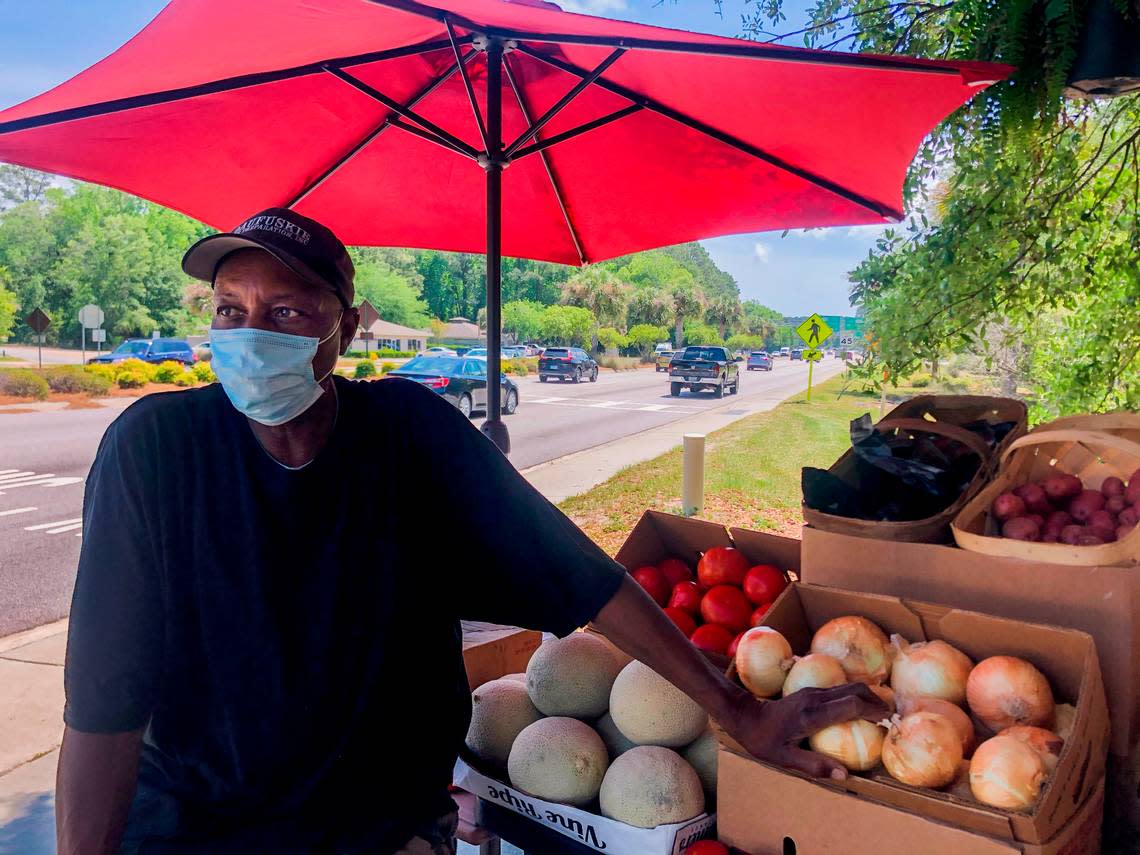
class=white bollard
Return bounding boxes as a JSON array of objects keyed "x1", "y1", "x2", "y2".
[{"x1": 682, "y1": 433, "x2": 706, "y2": 517}]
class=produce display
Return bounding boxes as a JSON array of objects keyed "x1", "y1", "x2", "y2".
[
  {"x1": 465, "y1": 635, "x2": 716, "y2": 833},
  {"x1": 731, "y1": 615, "x2": 1072, "y2": 813},
  {"x1": 630, "y1": 548, "x2": 790, "y2": 657},
  {"x1": 988, "y1": 467, "x2": 1140, "y2": 544}
]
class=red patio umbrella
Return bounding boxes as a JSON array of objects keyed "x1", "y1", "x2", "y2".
[{"x1": 0, "y1": 0, "x2": 1010, "y2": 451}]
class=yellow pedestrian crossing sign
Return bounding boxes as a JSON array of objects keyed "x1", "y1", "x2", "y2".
[{"x1": 796, "y1": 313, "x2": 833, "y2": 348}]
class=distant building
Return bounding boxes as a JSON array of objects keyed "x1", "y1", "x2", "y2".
[
  {"x1": 435, "y1": 317, "x2": 483, "y2": 344},
  {"x1": 352, "y1": 319, "x2": 430, "y2": 353}
]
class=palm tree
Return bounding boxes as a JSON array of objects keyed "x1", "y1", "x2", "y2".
[
  {"x1": 705, "y1": 296, "x2": 743, "y2": 340},
  {"x1": 669, "y1": 281, "x2": 706, "y2": 349},
  {"x1": 628, "y1": 288, "x2": 671, "y2": 328},
  {"x1": 560, "y1": 267, "x2": 631, "y2": 348}
]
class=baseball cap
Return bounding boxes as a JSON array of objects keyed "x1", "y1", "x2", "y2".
[{"x1": 182, "y1": 208, "x2": 354, "y2": 309}]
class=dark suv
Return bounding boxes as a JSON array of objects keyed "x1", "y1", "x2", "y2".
[
  {"x1": 88, "y1": 338, "x2": 196, "y2": 365},
  {"x1": 538, "y1": 347, "x2": 598, "y2": 383}
]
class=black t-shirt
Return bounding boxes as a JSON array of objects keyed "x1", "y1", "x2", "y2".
[{"x1": 64, "y1": 376, "x2": 624, "y2": 854}]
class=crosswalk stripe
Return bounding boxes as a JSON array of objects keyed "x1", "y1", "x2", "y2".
[
  {"x1": 639, "y1": 404, "x2": 670, "y2": 411},
  {"x1": 0, "y1": 472, "x2": 35, "y2": 482},
  {"x1": 0, "y1": 469, "x2": 20, "y2": 475},
  {"x1": 0, "y1": 476, "x2": 57, "y2": 488},
  {"x1": 589, "y1": 401, "x2": 623, "y2": 408},
  {"x1": 24, "y1": 517, "x2": 82, "y2": 531},
  {"x1": 0, "y1": 506, "x2": 36, "y2": 517},
  {"x1": 46, "y1": 522, "x2": 84, "y2": 534}
]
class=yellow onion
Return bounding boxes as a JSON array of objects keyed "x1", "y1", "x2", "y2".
[
  {"x1": 966, "y1": 656, "x2": 1054, "y2": 732},
  {"x1": 999, "y1": 726, "x2": 1063, "y2": 772},
  {"x1": 898, "y1": 696, "x2": 976, "y2": 757},
  {"x1": 890, "y1": 636, "x2": 973, "y2": 705},
  {"x1": 869, "y1": 684, "x2": 897, "y2": 714},
  {"x1": 808, "y1": 720, "x2": 884, "y2": 772},
  {"x1": 970, "y1": 735, "x2": 1048, "y2": 811},
  {"x1": 1053, "y1": 704, "x2": 1077, "y2": 743},
  {"x1": 783, "y1": 653, "x2": 846, "y2": 696},
  {"x1": 735, "y1": 627, "x2": 794, "y2": 698},
  {"x1": 811, "y1": 616, "x2": 892, "y2": 684},
  {"x1": 881, "y1": 712, "x2": 963, "y2": 788}
]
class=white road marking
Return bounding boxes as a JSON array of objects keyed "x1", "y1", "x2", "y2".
[
  {"x1": 527, "y1": 396, "x2": 565, "y2": 404},
  {"x1": 46, "y1": 522, "x2": 83, "y2": 534},
  {"x1": 0, "y1": 469, "x2": 20, "y2": 475},
  {"x1": 0, "y1": 475, "x2": 83, "y2": 492},
  {"x1": 0, "y1": 471, "x2": 35, "y2": 481},
  {"x1": 0, "y1": 506, "x2": 36, "y2": 517},
  {"x1": 639, "y1": 404, "x2": 670, "y2": 411},
  {"x1": 589, "y1": 401, "x2": 623, "y2": 408},
  {"x1": 0, "y1": 475, "x2": 57, "y2": 488},
  {"x1": 24, "y1": 517, "x2": 82, "y2": 531}
]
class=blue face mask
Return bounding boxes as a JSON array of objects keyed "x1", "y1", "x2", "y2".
[{"x1": 209, "y1": 316, "x2": 341, "y2": 427}]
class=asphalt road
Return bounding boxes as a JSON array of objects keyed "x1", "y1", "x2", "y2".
[
  {"x1": 0, "y1": 358, "x2": 843, "y2": 636},
  {"x1": 1, "y1": 344, "x2": 100, "y2": 366}
]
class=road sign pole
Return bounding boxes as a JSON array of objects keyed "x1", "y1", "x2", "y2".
[
  {"x1": 81, "y1": 327, "x2": 85, "y2": 365},
  {"x1": 807, "y1": 358, "x2": 814, "y2": 402},
  {"x1": 37, "y1": 336, "x2": 42, "y2": 369}
]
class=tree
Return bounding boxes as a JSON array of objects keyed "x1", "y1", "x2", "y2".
[
  {"x1": 683, "y1": 321, "x2": 722, "y2": 346},
  {"x1": 668, "y1": 280, "x2": 706, "y2": 349},
  {"x1": 0, "y1": 166, "x2": 52, "y2": 209},
  {"x1": 705, "y1": 295, "x2": 743, "y2": 339},
  {"x1": 352, "y1": 253, "x2": 431, "y2": 329},
  {"x1": 0, "y1": 266, "x2": 16, "y2": 340},
  {"x1": 560, "y1": 267, "x2": 630, "y2": 349},
  {"x1": 742, "y1": 300, "x2": 782, "y2": 340},
  {"x1": 627, "y1": 288, "x2": 671, "y2": 328},
  {"x1": 597, "y1": 326, "x2": 629, "y2": 353},
  {"x1": 627, "y1": 323, "x2": 670, "y2": 357},
  {"x1": 727, "y1": 333, "x2": 765, "y2": 352},
  {"x1": 502, "y1": 300, "x2": 545, "y2": 342},
  {"x1": 540, "y1": 304, "x2": 595, "y2": 346}
]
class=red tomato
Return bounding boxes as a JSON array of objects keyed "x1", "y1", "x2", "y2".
[
  {"x1": 726, "y1": 630, "x2": 747, "y2": 658},
  {"x1": 664, "y1": 606, "x2": 697, "y2": 636},
  {"x1": 668, "y1": 581, "x2": 703, "y2": 615},
  {"x1": 750, "y1": 604, "x2": 771, "y2": 626},
  {"x1": 699, "y1": 585, "x2": 753, "y2": 633},
  {"x1": 658, "y1": 557, "x2": 694, "y2": 587},
  {"x1": 742, "y1": 564, "x2": 788, "y2": 606},
  {"x1": 690, "y1": 624, "x2": 735, "y2": 656},
  {"x1": 631, "y1": 566, "x2": 670, "y2": 607},
  {"x1": 684, "y1": 841, "x2": 731, "y2": 855},
  {"x1": 697, "y1": 546, "x2": 750, "y2": 587}
]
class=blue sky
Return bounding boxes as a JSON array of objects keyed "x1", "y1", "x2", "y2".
[{"x1": 0, "y1": 0, "x2": 888, "y2": 315}]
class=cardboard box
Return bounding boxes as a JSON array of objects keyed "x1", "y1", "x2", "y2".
[
  {"x1": 461, "y1": 622, "x2": 542, "y2": 690},
  {"x1": 614, "y1": 510, "x2": 736, "y2": 572},
  {"x1": 801, "y1": 526, "x2": 1140, "y2": 758},
  {"x1": 726, "y1": 584, "x2": 1108, "y2": 846},
  {"x1": 718, "y1": 746, "x2": 1106, "y2": 855},
  {"x1": 453, "y1": 756, "x2": 715, "y2": 854}
]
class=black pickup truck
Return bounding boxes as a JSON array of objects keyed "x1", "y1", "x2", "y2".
[{"x1": 668, "y1": 345, "x2": 741, "y2": 397}]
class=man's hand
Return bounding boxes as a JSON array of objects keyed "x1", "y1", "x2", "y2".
[{"x1": 721, "y1": 683, "x2": 889, "y2": 780}]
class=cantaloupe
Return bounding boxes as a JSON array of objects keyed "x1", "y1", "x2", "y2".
[
  {"x1": 609, "y1": 660, "x2": 708, "y2": 747},
  {"x1": 599, "y1": 746, "x2": 705, "y2": 828},
  {"x1": 595, "y1": 712, "x2": 637, "y2": 759},
  {"x1": 526, "y1": 633, "x2": 623, "y2": 718},
  {"x1": 466, "y1": 678, "x2": 543, "y2": 767},
  {"x1": 681, "y1": 729, "x2": 718, "y2": 796},
  {"x1": 508, "y1": 717, "x2": 609, "y2": 806}
]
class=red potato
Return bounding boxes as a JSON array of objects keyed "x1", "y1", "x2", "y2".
[
  {"x1": 1025, "y1": 513, "x2": 1046, "y2": 530},
  {"x1": 1126, "y1": 469, "x2": 1140, "y2": 505},
  {"x1": 1089, "y1": 510, "x2": 1117, "y2": 530},
  {"x1": 1069, "y1": 490, "x2": 1106, "y2": 522},
  {"x1": 1042, "y1": 532, "x2": 1060, "y2": 543},
  {"x1": 1102, "y1": 476, "x2": 1126, "y2": 498},
  {"x1": 1088, "y1": 524, "x2": 1117, "y2": 543},
  {"x1": 632, "y1": 566, "x2": 670, "y2": 607},
  {"x1": 1002, "y1": 516, "x2": 1041, "y2": 541},
  {"x1": 1060, "y1": 524, "x2": 1086, "y2": 545},
  {"x1": 664, "y1": 606, "x2": 697, "y2": 636},
  {"x1": 1044, "y1": 473, "x2": 1083, "y2": 501},
  {"x1": 1106, "y1": 496, "x2": 1127, "y2": 515},
  {"x1": 689, "y1": 623, "x2": 734, "y2": 656},
  {"x1": 1120, "y1": 506, "x2": 1140, "y2": 528},
  {"x1": 1077, "y1": 533, "x2": 1106, "y2": 546},
  {"x1": 668, "y1": 581, "x2": 703, "y2": 616},
  {"x1": 1014, "y1": 483, "x2": 1053, "y2": 515},
  {"x1": 1045, "y1": 510, "x2": 1073, "y2": 530},
  {"x1": 992, "y1": 492, "x2": 1027, "y2": 522},
  {"x1": 657, "y1": 557, "x2": 693, "y2": 587}
]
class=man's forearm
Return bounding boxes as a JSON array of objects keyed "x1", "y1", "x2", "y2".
[
  {"x1": 591, "y1": 574, "x2": 752, "y2": 725},
  {"x1": 56, "y1": 726, "x2": 143, "y2": 855}
]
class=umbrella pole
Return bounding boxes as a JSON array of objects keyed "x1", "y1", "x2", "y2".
[{"x1": 480, "y1": 37, "x2": 510, "y2": 454}]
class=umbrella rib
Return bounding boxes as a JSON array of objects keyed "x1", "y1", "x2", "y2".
[
  {"x1": 286, "y1": 50, "x2": 475, "y2": 208},
  {"x1": 501, "y1": 48, "x2": 626, "y2": 161},
  {"x1": 0, "y1": 37, "x2": 468, "y2": 137},
  {"x1": 504, "y1": 56, "x2": 587, "y2": 265},
  {"x1": 446, "y1": 19, "x2": 490, "y2": 154},
  {"x1": 322, "y1": 65, "x2": 480, "y2": 159},
  {"x1": 516, "y1": 44, "x2": 903, "y2": 221},
  {"x1": 509, "y1": 104, "x2": 643, "y2": 161}
]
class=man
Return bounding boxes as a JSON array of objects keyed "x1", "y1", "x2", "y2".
[{"x1": 57, "y1": 208, "x2": 882, "y2": 854}]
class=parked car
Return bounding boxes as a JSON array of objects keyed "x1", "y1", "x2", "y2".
[
  {"x1": 422, "y1": 346, "x2": 458, "y2": 357},
  {"x1": 521, "y1": 343, "x2": 543, "y2": 357},
  {"x1": 790, "y1": 348, "x2": 804, "y2": 361},
  {"x1": 654, "y1": 342, "x2": 673, "y2": 355},
  {"x1": 388, "y1": 356, "x2": 518, "y2": 419},
  {"x1": 746, "y1": 350, "x2": 773, "y2": 371},
  {"x1": 193, "y1": 341, "x2": 212, "y2": 362},
  {"x1": 668, "y1": 345, "x2": 740, "y2": 397},
  {"x1": 503, "y1": 345, "x2": 527, "y2": 358},
  {"x1": 538, "y1": 347, "x2": 598, "y2": 383},
  {"x1": 779, "y1": 347, "x2": 791, "y2": 358},
  {"x1": 655, "y1": 350, "x2": 676, "y2": 372},
  {"x1": 88, "y1": 337, "x2": 196, "y2": 365}
]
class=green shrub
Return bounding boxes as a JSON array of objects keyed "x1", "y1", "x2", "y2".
[
  {"x1": 598, "y1": 356, "x2": 641, "y2": 371},
  {"x1": 84, "y1": 363, "x2": 118, "y2": 382},
  {"x1": 377, "y1": 348, "x2": 414, "y2": 358},
  {"x1": 44, "y1": 366, "x2": 112, "y2": 396},
  {"x1": 152, "y1": 361, "x2": 188, "y2": 384},
  {"x1": 0, "y1": 369, "x2": 49, "y2": 400},
  {"x1": 354, "y1": 360, "x2": 377, "y2": 378},
  {"x1": 172, "y1": 373, "x2": 197, "y2": 387},
  {"x1": 380, "y1": 362, "x2": 397, "y2": 374},
  {"x1": 502, "y1": 357, "x2": 531, "y2": 376},
  {"x1": 909, "y1": 372, "x2": 933, "y2": 388},
  {"x1": 192, "y1": 361, "x2": 216, "y2": 383},
  {"x1": 115, "y1": 358, "x2": 157, "y2": 384},
  {"x1": 116, "y1": 368, "x2": 149, "y2": 389}
]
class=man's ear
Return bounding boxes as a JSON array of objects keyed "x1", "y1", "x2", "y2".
[{"x1": 340, "y1": 307, "x2": 360, "y2": 355}]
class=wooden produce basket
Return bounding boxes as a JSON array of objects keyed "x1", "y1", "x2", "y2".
[
  {"x1": 953, "y1": 415, "x2": 1140, "y2": 566},
  {"x1": 803, "y1": 395, "x2": 1027, "y2": 543}
]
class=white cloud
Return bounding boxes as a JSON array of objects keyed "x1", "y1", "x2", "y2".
[
  {"x1": 557, "y1": 0, "x2": 629, "y2": 15},
  {"x1": 791, "y1": 229, "x2": 828, "y2": 240},
  {"x1": 753, "y1": 242, "x2": 770, "y2": 263}
]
